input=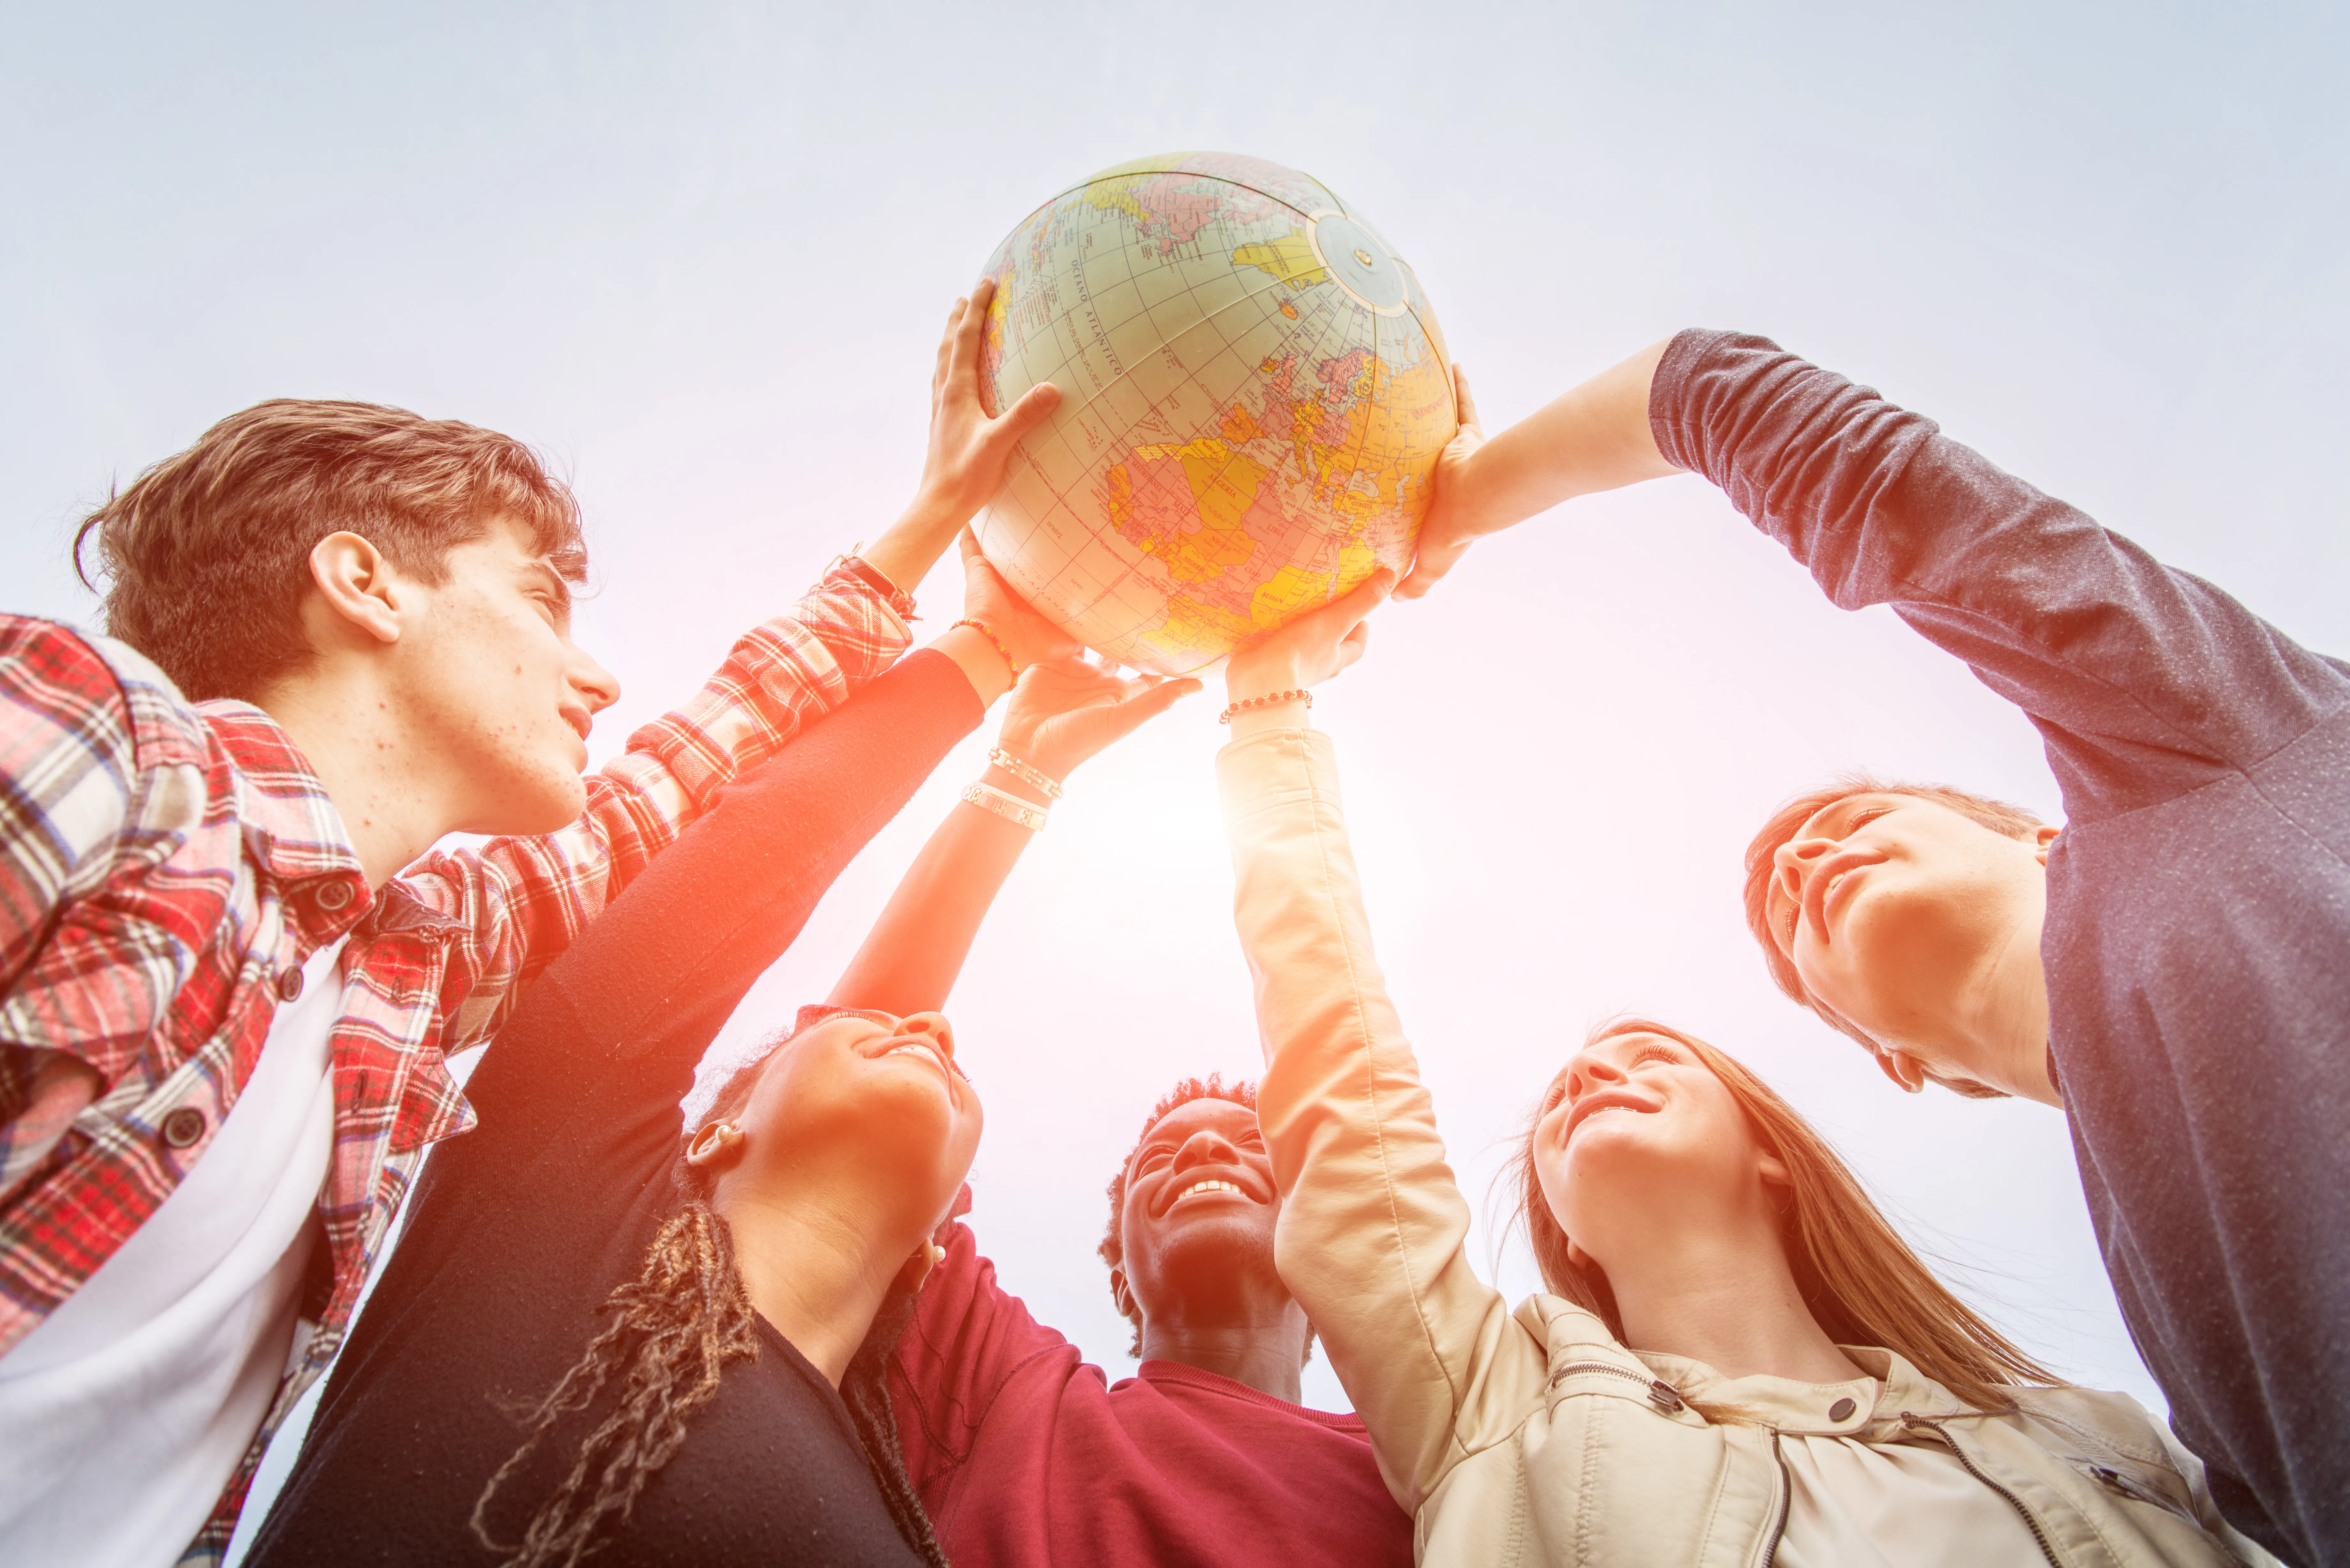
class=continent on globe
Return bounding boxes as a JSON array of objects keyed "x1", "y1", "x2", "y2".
[{"x1": 975, "y1": 151, "x2": 1458, "y2": 675}]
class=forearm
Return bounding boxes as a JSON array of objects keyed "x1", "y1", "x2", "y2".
[
  {"x1": 826, "y1": 780, "x2": 1041, "y2": 1016},
  {"x1": 1460, "y1": 339, "x2": 1678, "y2": 528},
  {"x1": 857, "y1": 498, "x2": 964, "y2": 603}
]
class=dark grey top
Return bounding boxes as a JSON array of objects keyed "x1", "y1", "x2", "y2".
[{"x1": 1653, "y1": 328, "x2": 2350, "y2": 1568}]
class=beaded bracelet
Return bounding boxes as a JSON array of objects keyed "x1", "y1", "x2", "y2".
[
  {"x1": 1217, "y1": 689, "x2": 1313, "y2": 725},
  {"x1": 962, "y1": 780, "x2": 1047, "y2": 831},
  {"x1": 987, "y1": 747, "x2": 1064, "y2": 801},
  {"x1": 950, "y1": 618, "x2": 1020, "y2": 680}
]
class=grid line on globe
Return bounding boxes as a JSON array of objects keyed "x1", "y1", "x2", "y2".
[{"x1": 977, "y1": 151, "x2": 1459, "y2": 675}]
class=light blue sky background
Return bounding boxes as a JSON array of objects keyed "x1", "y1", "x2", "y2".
[{"x1": 5, "y1": 1, "x2": 2344, "y2": 1549}]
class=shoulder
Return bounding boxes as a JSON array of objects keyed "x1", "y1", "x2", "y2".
[
  {"x1": 1, "y1": 615, "x2": 210, "y2": 771},
  {"x1": 2006, "y1": 1384, "x2": 2186, "y2": 1468}
]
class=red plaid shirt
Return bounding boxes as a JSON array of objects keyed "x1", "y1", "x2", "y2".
[{"x1": 0, "y1": 561, "x2": 913, "y2": 1559}]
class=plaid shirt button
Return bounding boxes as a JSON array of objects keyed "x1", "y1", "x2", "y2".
[
  {"x1": 276, "y1": 966, "x2": 305, "y2": 1003},
  {"x1": 312, "y1": 880, "x2": 354, "y2": 913},
  {"x1": 160, "y1": 1107, "x2": 206, "y2": 1149}
]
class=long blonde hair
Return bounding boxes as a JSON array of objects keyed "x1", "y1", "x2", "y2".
[{"x1": 1505, "y1": 1018, "x2": 2060, "y2": 1413}]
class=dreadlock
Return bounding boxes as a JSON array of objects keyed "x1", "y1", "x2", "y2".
[{"x1": 472, "y1": 1051, "x2": 951, "y2": 1568}]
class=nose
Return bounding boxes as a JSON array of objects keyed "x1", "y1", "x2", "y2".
[
  {"x1": 1773, "y1": 834, "x2": 1836, "y2": 907},
  {"x1": 568, "y1": 642, "x2": 622, "y2": 715},
  {"x1": 1564, "y1": 1048, "x2": 1628, "y2": 1104},
  {"x1": 1171, "y1": 1126, "x2": 1242, "y2": 1173},
  {"x1": 898, "y1": 1012, "x2": 957, "y2": 1061}
]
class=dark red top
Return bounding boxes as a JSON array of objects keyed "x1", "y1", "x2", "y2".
[{"x1": 890, "y1": 1222, "x2": 1415, "y2": 1568}]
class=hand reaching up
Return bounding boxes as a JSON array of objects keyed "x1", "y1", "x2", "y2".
[
  {"x1": 1224, "y1": 567, "x2": 1396, "y2": 707},
  {"x1": 959, "y1": 529, "x2": 1080, "y2": 671},
  {"x1": 1397, "y1": 363, "x2": 1487, "y2": 599},
  {"x1": 862, "y1": 278, "x2": 1064, "y2": 592},
  {"x1": 997, "y1": 658, "x2": 1202, "y2": 780}
]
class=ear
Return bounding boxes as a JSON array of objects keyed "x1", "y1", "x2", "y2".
[
  {"x1": 684, "y1": 1121, "x2": 746, "y2": 1175},
  {"x1": 2031, "y1": 824, "x2": 2061, "y2": 866},
  {"x1": 895, "y1": 1241, "x2": 947, "y2": 1297},
  {"x1": 1872, "y1": 1049, "x2": 1928, "y2": 1095},
  {"x1": 1757, "y1": 1151, "x2": 1793, "y2": 1191},
  {"x1": 307, "y1": 531, "x2": 406, "y2": 647},
  {"x1": 1110, "y1": 1267, "x2": 1136, "y2": 1321},
  {"x1": 1564, "y1": 1239, "x2": 1594, "y2": 1273}
]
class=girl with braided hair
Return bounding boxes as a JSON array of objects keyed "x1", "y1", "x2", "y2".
[{"x1": 242, "y1": 560, "x2": 1197, "y2": 1566}]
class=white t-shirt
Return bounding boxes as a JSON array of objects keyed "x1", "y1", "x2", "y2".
[{"x1": 0, "y1": 936, "x2": 348, "y2": 1568}]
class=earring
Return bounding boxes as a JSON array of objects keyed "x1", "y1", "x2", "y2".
[{"x1": 929, "y1": 1243, "x2": 946, "y2": 1266}]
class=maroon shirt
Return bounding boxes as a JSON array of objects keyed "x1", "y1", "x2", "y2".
[{"x1": 890, "y1": 1222, "x2": 1415, "y2": 1568}]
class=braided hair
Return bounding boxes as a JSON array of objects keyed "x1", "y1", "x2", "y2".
[{"x1": 471, "y1": 1053, "x2": 951, "y2": 1568}]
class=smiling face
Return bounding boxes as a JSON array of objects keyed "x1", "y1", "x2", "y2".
[
  {"x1": 712, "y1": 1011, "x2": 984, "y2": 1236},
  {"x1": 391, "y1": 513, "x2": 620, "y2": 835},
  {"x1": 1112, "y1": 1097, "x2": 1286, "y2": 1335},
  {"x1": 1533, "y1": 1029, "x2": 1789, "y2": 1280},
  {"x1": 1762, "y1": 792, "x2": 2057, "y2": 1089}
]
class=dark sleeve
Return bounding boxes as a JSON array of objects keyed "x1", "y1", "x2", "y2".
[
  {"x1": 1649, "y1": 329, "x2": 2350, "y2": 825},
  {"x1": 888, "y1": 1219, "x2": 1067, "y2": 1495},
  {"x1": 458, "y1": 647, "x2": 984, "y2": 1140}
]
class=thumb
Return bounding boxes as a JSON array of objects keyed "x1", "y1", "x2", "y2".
[
  {"x1": 959, "y1": 527, "x2": 984, "y2": 566},
  {"x1": 1322, "y1": 566, "x2": 1396, "y2": 632},
  {"x1": 1395, "y1": 540, "x2": 1462, "y2": 600},
  {"x1": 996, "y1": 380, "x2": 1062, "y2": 440}
]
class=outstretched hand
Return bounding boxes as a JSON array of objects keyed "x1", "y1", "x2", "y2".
[
  {"x1": 1396, "y1": 362, "x2": 1486, "y2": 600},
  {"x1": 960, "y1": 529, "x2": 1080, "y2": 671},
  {"x1": 1225, "y1": 566, "x2": 1394, "y2": 701},
  {"x1": 997, "y1": 657, "x2": 1202, "y2": 780},
  {"x1": 861, "y1": 279, "x2": 1064, "y2": 592}
]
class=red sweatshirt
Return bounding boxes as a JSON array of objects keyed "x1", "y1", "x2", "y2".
[{"x1": 890, "y1": 1221, "x2": 1414, "y2": 1568}]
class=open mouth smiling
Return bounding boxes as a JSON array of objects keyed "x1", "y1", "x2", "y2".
[
  {"x1": 1565, "y1": 1091, "x2": 1660, "y2": 1140},
  {"x1": 1156, "y1": 1173, "x2": 1266, "y2": 1216},
  {"x1": 867, "y1": 1035, "x2": 961, "y2": 1087}
]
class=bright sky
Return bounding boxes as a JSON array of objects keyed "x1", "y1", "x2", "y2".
[{"x1": 6, "y1": 1, "x2": 2345, "y2": 1549}]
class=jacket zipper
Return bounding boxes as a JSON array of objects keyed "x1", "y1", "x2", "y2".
[
  {"x1": 1548, "y1": 1359, "x2": 1685, "y2": 1411},
  {"x1": 1900, "y1": 1412, "x2": 2061, "y2": 1568},
  {"x1": 1761, "y1": 1431, "x2": 1793, "y2": 1568}
]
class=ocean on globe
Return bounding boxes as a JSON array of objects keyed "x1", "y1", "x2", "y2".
[{"x1": 975, "y1": 151, "x2": 1457, "y2": 675}]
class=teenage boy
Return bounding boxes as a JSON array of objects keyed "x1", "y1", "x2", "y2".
[
  {"x1": 1400, "y1": 333, "x2": 2348, "y2": 1567},
  {"x1": 0, "y1": 283, "x2": 1059, "y2": 1566}
]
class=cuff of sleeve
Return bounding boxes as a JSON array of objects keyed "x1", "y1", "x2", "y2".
[{"x1": 837, "y1": 554, "x2": 919, "y2": 622}]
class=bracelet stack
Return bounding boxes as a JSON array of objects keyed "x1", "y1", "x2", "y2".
[
  {"x1": 987, "y1": 747, "x2": 1064, "y2": 800},
  {"x1": 1217, "y1": 689, "x2": 1313, "y2": 725},
  {"x1": 950, "y1": 618, "x2": 1020, "y2": 680},
  {"x1": 962, "y1": 780, "x2": 1048, "y2": 832}
]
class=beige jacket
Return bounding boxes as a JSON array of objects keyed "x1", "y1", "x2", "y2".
[{"x1": 1220, "y1": 729, "x2": 2273, "y2": 1568}]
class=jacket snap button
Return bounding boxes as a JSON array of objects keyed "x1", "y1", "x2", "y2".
[
  {"x1": 160, "y1": 1106, "x2": 207, "y2": 1149},
  {"x1": 1829, "y1": 1398, "x2": 1857, "y2": 1422},
  {"x1": 277, "y1": 965, "x2": 305, "y2": 1002},
  {"x1": 313, "y1": 880, "x2": 353, "y2": 913}
]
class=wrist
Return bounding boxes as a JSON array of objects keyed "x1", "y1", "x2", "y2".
[
  {"x1": 982, "y1": 761, "x2": 1054, "y2": 808},
  {"x1": 1224, "y1": 695, "x2": 1309, "y2": 738},
  {"x1": 931, "y1": 625, "x2": 1015, "y2": 708}
]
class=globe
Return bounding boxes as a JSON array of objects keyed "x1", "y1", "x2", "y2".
[{"x1": 975, "y1": 151, "x2": 1457, "y2": 675}]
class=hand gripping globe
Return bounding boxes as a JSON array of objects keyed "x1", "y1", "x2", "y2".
[{"x1": 975, "y1": 151, "x2": 1458, "y2": 675}]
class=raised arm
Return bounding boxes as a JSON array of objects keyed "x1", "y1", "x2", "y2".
[
  {"x1": 829, "y1": 651, "x2": 1199, "y2": 1014},
  {"x1": 1219, "y1": 579, "x2": 1550, "y2": 1512}
]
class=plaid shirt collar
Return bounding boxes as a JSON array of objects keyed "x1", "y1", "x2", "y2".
[{"x1": 200, "y1": 701, "x2": 375, "y2": 941}]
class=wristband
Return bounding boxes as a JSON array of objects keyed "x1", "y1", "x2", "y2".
[
  {"x1": 962, "y1": 780, "x2": 1047, "y2": 832},
  {"x1": 987, "y1": 747, "x2": 1064, "y2": 801},
  {"x1": 950, "y1": 619, "x2": 1020, "y2": 681},
  {"x1": 1218, "y1": 689, "x2": 1312, "y2": 725}
]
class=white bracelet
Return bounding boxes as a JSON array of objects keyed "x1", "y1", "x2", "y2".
[
  {"x1": 962, "y1": 780, "x2": 1047, "y2": 832},
  {"x1": 987, "y1": 747, "x2": 1064, "y2": 801}
]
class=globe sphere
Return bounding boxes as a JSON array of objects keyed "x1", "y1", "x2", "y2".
[{"x1": 976, "y1": 151, "x2": 1457, "y2": 675}]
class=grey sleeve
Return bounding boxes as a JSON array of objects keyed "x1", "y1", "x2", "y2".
[{"x1": 1648, "y1": 329, "x2": 2350, "y2": 826}]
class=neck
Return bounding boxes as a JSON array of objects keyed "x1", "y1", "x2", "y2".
[
  {"x1": 1136, "y1": 1293, "x2": 1313, "y2": 1405},
  {"x1": 1602, "y1": 1207, "x2": 1864, "y2": 1386},
  {"x1": 1946, "y1": 902, "x2": 2058, "y2": 1105},
  {"x1": 719, "y1": 1168, "x2": 926, "y2": 1389},
  {"x1": 255, "y1": 665, "x2": 458, "y2": 889}
]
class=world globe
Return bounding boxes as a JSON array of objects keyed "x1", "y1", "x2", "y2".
[{"x1": 975, "y1": 151, "x2": 1458, "y2": 675}]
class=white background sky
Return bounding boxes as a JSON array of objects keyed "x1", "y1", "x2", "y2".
[{"x1": 5, "y1": 0, "x2": 2345, "y2": 1547}]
